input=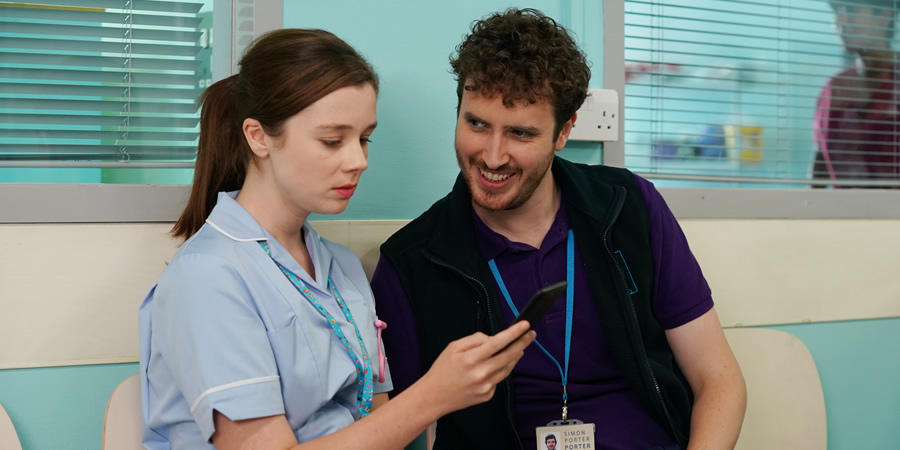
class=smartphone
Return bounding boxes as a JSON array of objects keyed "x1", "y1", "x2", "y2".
[
  {"x1": 513, "y1": 281, "x2": 568, "y2": 330},
  {"x1": 496, "y1": 281, "x2": 567, "y2": 355}
]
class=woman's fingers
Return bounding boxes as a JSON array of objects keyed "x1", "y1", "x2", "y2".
[
  {"x1": 446, "y1": 331, "x2": 489, "y2": 353},
  {"x1": 471, "y1": 321, "x2": 532, "y2": 359},
  {"x1": 485, "y1": 330, "x2": 535, "y2": 382},
  {"x1": 424, "y1": 326, "x2": 536, "y2": 413},
  {"x1": 506, "y1": 329, "x2": 536, "y2": 355},
  {"x1": 464, "y1": 328, "x2": 536, "y2": 388}
]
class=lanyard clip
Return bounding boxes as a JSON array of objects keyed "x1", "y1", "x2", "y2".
[
  {"x1": 562, "y1": 385, "x2": 568, "y2": 421},
  {"x1": 374, "y1": 319, "x2": 387, "y2": 383}
]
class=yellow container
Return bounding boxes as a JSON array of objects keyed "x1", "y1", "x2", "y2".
[{"x1": 724, "y1": 125, "x2": 764, "y2": 164}]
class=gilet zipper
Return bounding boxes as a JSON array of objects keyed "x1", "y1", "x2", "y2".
[
  {"x1": 602, "y1": 186, "x2": 685, "y2": 449},
  {"x1": 422, "y1": 250, "x2": 525, "y2": 450}
]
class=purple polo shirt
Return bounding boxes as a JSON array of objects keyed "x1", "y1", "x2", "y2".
[{"x1": 371, "y1": 174, "x2": 713, "y2": 449}]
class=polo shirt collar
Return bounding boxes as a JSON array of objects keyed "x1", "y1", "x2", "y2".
[{"x1": 472, "y1": 202, "x2": 571, "y2": 262}]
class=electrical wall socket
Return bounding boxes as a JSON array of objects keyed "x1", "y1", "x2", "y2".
[{"x1": 568, "y1": 88, "x2": 619, "y2": 142}]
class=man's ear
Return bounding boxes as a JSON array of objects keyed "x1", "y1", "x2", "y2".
[
  {"x1": 554, "y1": 112, "x2": 576, "y2": 152},
  {"x1": 243, "y1": 117, "x2": 270, "y2": 158}
]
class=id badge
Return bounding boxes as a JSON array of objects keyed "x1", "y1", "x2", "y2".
[{"x1": 535, "y1": 419, "x2": 595, "y2": 450}]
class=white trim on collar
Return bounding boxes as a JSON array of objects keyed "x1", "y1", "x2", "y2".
[{"x1": 205, "y1": 219, "x2": 267, "y2": 242}]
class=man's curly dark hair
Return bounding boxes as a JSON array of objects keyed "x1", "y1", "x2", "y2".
[{"x1": 450, "y1": 8, "x2": 591, "y2": 138}]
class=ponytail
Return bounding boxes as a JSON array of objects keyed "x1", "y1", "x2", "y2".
[{"x1": 171, "y1": 75, "x2": 249, "y2": 240}]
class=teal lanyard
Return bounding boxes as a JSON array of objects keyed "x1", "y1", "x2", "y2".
[
  {"x1": 258, "y1": 241, "x2": 374, "y2": 417},
  {"x1": 487, "y1": 229, "x2": 575, "y2": 421}
]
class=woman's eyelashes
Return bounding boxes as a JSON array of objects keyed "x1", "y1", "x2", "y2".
[{"x1": 321, "y1": 136, "x2": 373, "y2": 148}]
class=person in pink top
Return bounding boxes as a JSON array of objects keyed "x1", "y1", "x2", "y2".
[{"x1": 814, "y1": 0, "x2": 900, "y2": 186}]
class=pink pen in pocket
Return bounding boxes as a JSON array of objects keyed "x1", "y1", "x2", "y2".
[{"x1": 374, "y1": 319, "x2": 387, "y2": 383}]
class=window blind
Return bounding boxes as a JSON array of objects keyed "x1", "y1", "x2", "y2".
[
  {"x1": 624, "y1": 0, "x2": 900, "y2": 188},
  {"x1": 0, "y1": 0, "x2": 206, "y2": 165}
]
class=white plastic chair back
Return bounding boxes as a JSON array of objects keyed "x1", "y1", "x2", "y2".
[
  {"x1": 726, "y1": 328, "x2": 827, "y2": 450},
  {"x1": 102, "y1": 373, "x2": 144, "y2": 450},
  {"x1": 0, "y1": 403, "x2": 22, "y2": 450}
]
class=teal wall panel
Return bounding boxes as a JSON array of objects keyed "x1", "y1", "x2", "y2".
[
  {"x1": 767, "y1": 318, "x2": 900, "y2": 450},
  {"x1": 0, "y1": 363, "x2": 138, "y2": 450}
]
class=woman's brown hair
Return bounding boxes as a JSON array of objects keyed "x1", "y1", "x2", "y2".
[{"x1": 172, "y1": 29, "x2": 378, "y2": 240}]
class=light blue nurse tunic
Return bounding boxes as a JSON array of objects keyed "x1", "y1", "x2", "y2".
[{"x1": 138, "y1": 191, "x2": 392, "y2": 449}]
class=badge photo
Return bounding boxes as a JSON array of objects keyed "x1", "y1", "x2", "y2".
[{"x1": 536, "y1": 419, "x2": 595, "y2": 450}]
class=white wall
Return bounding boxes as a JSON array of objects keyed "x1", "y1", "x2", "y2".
[{"x1": 1, "y1": 219, "x2": 898, "y2": 369}]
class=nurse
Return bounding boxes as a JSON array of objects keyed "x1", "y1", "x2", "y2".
[{"x1": 138, "y1": 28, "x2": 535, "y2": 449}]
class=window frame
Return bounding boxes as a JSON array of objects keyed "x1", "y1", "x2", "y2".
[
  {"x1": 605, "y1": 0, "x2": 900, "y2": 219},
  {"x1": 0, "y1": 0, "x2": 283, "y2": 223},
  {"x1": 3, "y1": 0, "x2": 898, "y2": 223}
]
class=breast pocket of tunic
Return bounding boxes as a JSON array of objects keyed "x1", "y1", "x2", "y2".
[
  {"x1": 327, "y1": 278, "x2": 383, "y2": 384},
  {"x1": 266, "y1": 318, "x2": 327, "y2": 430}
]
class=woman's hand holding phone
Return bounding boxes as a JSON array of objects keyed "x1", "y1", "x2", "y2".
[
  {"x1": 418, "y1": 321, "x2": 535, "y2": 416},
  {"x1": 411, "y1": 282, "x2": 565, "y2": 418}
]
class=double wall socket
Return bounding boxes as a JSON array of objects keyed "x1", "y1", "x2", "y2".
[{"x1": 568, "y1": 88, "x2": 619, "y2": 142}]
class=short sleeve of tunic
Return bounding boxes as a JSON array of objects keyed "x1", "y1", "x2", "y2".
[
  {"x1": 635, "y1": 174, "x2": 715, "y2": 329},
  {"x1": 151, "y1": 252, "x2": 285, "y2": 441}
]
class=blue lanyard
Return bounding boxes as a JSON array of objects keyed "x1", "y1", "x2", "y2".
[
  {"x1": 258, "y1": 241, "x2": 374, "y2": 417},
  {"x1": 487, "y1": 229, "x2": 574, "y2": 419}
]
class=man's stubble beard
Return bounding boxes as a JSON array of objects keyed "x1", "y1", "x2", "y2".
[{"x1": 455, "y1": 142, "x2": 555, "y2": 212}]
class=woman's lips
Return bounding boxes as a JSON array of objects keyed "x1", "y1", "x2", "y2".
[{"x1": 334, "y1": 184, "x2": 357, "y2": 198}]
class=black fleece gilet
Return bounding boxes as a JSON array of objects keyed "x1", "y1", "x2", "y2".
[{"x1": 380, "y1": 157, "x2": 692, "y2": 449}]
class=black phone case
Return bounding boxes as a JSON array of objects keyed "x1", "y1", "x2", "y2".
[{"x1": 514, "y1": 280, "x2": 568, "y2": 329}]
